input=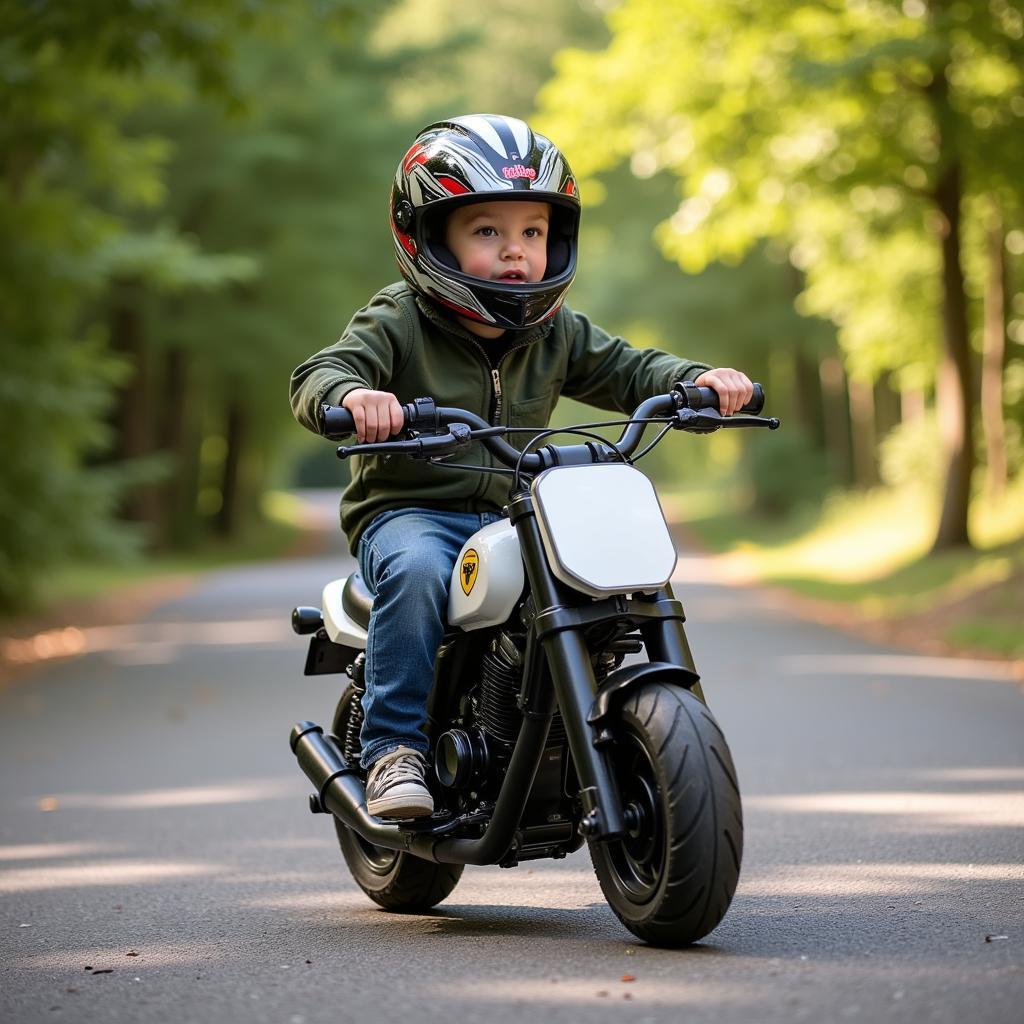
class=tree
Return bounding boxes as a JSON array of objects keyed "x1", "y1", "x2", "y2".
[
  {"x1": 537, "y1": 0, "x2": 1024, "y2": 548},
  {"x1": 0, "y1": 0, "x2": 363, "y2": 607},
  {"x1": 0, "y1": 0, "x2": 261, "y2": 606}
]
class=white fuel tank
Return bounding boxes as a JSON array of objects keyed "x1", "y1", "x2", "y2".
[{"x1": 448, "y1": 519, "x2": 524, "y2": 631}]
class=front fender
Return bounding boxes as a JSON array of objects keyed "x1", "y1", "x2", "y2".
[{"x1": 587, "y1": 661, "x2": 701, "y2": 729}]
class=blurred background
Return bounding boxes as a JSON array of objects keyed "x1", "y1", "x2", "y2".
[{"x1": 2, "y1": 0, "x2": 1021, "y2": 657}]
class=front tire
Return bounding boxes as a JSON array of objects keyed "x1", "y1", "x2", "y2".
[
  {"x1": 589, "y1": 682, "x2": 742, "y2": 946},
  {"x1": 331, "y1": 685, "x2": 463, "y2": 911}
]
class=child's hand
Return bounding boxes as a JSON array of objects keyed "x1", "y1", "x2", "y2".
[
  {"x1": 342, "y1": 388, "x2": 404, "y2": 443},
  {"x1": 693, "y1": 368, "x2": 754, "y2": 417}
]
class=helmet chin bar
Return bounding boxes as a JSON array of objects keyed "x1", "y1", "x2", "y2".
[{"x1": 425, "y1": 257, "x2": 575, "y2": 331}]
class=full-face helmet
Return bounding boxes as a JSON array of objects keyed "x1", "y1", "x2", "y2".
[{"x1": 390, "y1": 114, "x2": 580, "y2": 331}]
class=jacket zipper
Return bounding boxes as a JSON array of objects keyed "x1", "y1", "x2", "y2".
[
  {"x1": 490, "y1": 340, "x2": 534, "y2": 425},
  {"x1": 462, "y1": 333, "x2": 535, "y2": 499},
  {"x1": 491, "y1": 369, "x2": 503, "y2": 424},
  {"x1": 465, "y1": 337, "x2": 529, "y2": 426}
]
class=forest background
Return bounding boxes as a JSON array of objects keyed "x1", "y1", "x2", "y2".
[{"x1": 2, "y1": 0, "x2": 1022, "y2": 657}]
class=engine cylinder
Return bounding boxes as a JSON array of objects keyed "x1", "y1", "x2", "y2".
[{"x1": 478, "y1": 632, "x2": 523, "y2": 745}]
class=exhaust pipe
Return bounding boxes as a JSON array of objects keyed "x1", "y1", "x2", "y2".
[
  {"x1": 289, "y1": 712, "x2": 554, "y2": 866},
  {"x1": 289, "y1": 722, "x2": 407, "y2": 850}
]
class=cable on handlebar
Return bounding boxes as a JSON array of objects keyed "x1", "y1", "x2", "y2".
[
  {"x1": 509, "y1": 425, "x2": 632, "y2": 490},
  {"x1": 631, "y1": 422, "x2": 675, "y2": 463}
]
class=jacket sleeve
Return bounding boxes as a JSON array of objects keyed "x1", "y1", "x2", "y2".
[
  {"x1": 560, "y1": 308, "x2": 712, "y2": 414},
  {"x1": 289, "y1": 289, "x2": 412, "y2": 434}
]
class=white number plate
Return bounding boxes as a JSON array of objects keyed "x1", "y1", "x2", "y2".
[{"x1": 531, "y1": 463, "x2": 677, "y2": 598}]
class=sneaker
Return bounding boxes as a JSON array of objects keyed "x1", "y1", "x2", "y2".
[{"x1": 365, "y1": 746, "x2": 434, "y2": 819}]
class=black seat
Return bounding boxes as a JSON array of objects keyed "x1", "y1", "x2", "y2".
[{"x1": 341, "y1": 573, "x2": 374, "y2": 630}]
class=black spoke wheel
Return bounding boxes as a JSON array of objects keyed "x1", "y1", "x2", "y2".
[
  {"x1": 331, "y1": 686, "x2": 463, "y2": 911},
  {"x1": 589, "y1": 682, "x2": 743, "y2": 947}
]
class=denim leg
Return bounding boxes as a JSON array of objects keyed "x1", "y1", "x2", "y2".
[{"x1": 356, "y1": 508, "x2": 501, "y2": 769}]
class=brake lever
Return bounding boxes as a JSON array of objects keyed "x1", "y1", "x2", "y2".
[
  {"x1": 719, "y1": 414, "x2": 780, "y2": 430},
  {"x1": 673, "y1": 409, "x2": 780, "y2": 433},
  {"x1": 336, "y1": 422, "x2": 476, "y2": 460}
]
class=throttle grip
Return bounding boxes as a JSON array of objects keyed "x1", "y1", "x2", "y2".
[{"x1": 674, "y1": 381, "x2": 765, "y2": 415}]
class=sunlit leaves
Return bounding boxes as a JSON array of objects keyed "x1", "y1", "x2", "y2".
[{"x1": 539, "y1": 0, "x2": 1024, "y2": 388}]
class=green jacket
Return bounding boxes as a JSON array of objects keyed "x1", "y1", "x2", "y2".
[{"x1": 289, "y1": 282, "x2": 711, "y2": 552}]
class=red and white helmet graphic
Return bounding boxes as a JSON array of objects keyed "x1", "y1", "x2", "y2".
[{"x1": 390, "y1": 114, "x2": 580, "y2": 331}]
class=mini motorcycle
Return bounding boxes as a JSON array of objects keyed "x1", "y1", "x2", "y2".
[{"x1": 289, "y1": 381, "x2": 778, "y2": 946}]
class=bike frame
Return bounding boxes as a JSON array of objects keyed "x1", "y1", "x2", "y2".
[
  {"x1": 291, "y1": 385, "x2": 776, "y2": 866},
  {"x1": 292, "y1": 483, "x2": 702, "y2": 866}
]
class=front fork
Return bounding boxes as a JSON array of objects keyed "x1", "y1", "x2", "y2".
[{"x1": 508, "y1": 491, "x2": 699, "y2": 843}]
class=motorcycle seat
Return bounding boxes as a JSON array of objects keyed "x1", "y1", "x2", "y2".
[{"x1": 342, "y1": 573, "x2": 374, "y2": 630}]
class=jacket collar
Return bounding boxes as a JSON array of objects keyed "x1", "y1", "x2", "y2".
[{"x1": 415, "y1": 295, "x2": 555, "y2": 348}]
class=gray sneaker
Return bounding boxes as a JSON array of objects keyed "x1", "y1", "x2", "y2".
[{"x1": 365, "y1": 746, "x2": 434, "y2": 819}]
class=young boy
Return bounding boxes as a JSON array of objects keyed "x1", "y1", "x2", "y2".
[{"x1": 290, "y1": 114, "x2": 752, "y2": 819}]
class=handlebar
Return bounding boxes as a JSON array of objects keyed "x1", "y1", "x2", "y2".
[{"x1": 320, "y1": 381, "x2": 776, "y2": 475}]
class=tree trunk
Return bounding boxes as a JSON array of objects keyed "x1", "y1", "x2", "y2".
[
  {"x1": 848, "y1": 376, "x2": 878, "y2": 488},
  {"x1": 109, "y1": 280, "x2": 159, "y2": 530},
  {"x1": 930, "y1": 158, "x2": 974, "y2": 550},
  {"x1": 793, "y1": 345, "x2": 826, "y2": 448},
  {"x1": 217, "y1": 401, "x2": 245, "y2": 537},
  {"x1": 899, "y1": 383, "x2": 926, "y2": 425},
  {"x1": 926, "y1": 29, "x2": 975, "y2": 550},
  {"x1": 156, "y1": 345, "x2": 192, "y2": 548},
  {"x1": 982, "y1": 198, "x2": 1008, "y2": 499},
  {"x1": 819, "y1": 354, "x2": 854, "y2": 485},
  {"x1": 874, "y1": 375, "x2": 901, "y2": 441}
]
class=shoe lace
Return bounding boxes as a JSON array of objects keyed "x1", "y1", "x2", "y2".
[{"x1": 375, "y1": 752, "x2": 426, "y2": 789}]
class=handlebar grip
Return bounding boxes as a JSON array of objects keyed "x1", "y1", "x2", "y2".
[
  {"x1": 676, "y1": 382, "x2": 765, "y2": 414},
  {"x1": 742, "y1": 383, "x2": 764, "y2": 414},
  {"x1": 321, "y1": 404, "x2": 356, "y2": 439},
  {"x1": 321, "y1": 397, "x2": 433, "y2": 440}
]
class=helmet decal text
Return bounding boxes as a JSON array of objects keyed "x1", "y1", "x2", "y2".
[{"x1": 502, "y1": 165, "x2": 537, "y2": 181}]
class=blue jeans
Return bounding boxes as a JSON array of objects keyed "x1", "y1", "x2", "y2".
[{"x1": 356, "y1": 507, "x2": 503, "y2": 769}]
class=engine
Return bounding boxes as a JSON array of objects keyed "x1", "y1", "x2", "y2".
[{"x1": 434, "y1": 628, "x2": 622, "y2": 797}]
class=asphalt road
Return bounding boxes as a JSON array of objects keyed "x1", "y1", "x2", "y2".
[{"x1": 2, "y1": 513, "x2": 1022, "y2": 1024}]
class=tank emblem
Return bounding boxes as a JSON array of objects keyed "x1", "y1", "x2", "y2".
[{"x1": 460, "y1": 549, "x2": 480, "y2": 595}]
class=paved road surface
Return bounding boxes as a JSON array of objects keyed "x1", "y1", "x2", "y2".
[{"x1": 2, "y1": 514, "x2": 1021, "y2": 1023}]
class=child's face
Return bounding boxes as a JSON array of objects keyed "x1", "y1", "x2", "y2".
[{"x1": 444, "y1": 201, "x2": 549, "y2": 285}]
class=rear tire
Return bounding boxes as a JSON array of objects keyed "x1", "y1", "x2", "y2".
[
  {"x1": 589, "y1": 682, "x2": 742, "y2": 946},
  {"x1": 331, "y1": 686, "x2": 463, "y2": 911}
]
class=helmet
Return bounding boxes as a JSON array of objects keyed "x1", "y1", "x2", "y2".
[{"x1": 390, "y1": 114, "x2": 580, "y2": 331}]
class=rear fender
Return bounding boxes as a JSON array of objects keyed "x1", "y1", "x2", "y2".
[{"x1": 304, "y1": 635, "x2": 359, "y2": 676}]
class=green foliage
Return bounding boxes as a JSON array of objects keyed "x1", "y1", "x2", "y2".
[
  {"x1": 538, "y1": 0, "x2": 1023, "y2": 384},
  {"x1": 744, "y1": 426, "x2": 834, "y2": 517},
  {"x1": 879, "y1": 412, "x2": 943, "y2": 490},
  {"x1": 0, "y1": 0, "x2": 362, "y2": 607},
  {"x1": 538, "y1": 0, "x2": 1024, "y2": 547}
]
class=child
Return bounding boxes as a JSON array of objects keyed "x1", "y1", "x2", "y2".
[{"x1": 290, "y1": 114, "x2": 752, "y2": 819}]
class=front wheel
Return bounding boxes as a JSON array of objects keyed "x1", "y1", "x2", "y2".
[
  {"x1": 331, "y1": 685, "x2": 463, "y2": 911},
  {"x1": 589, "y1": 682, "x2": 742, "y2": 946}
]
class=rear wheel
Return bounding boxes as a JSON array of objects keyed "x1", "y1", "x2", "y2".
[
  {"x1": 589, "y1": 682, "x2": 742, "y2": 946},
  {"x1": 331, "y1": 686, "x2": 463, "y2": 911}
]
